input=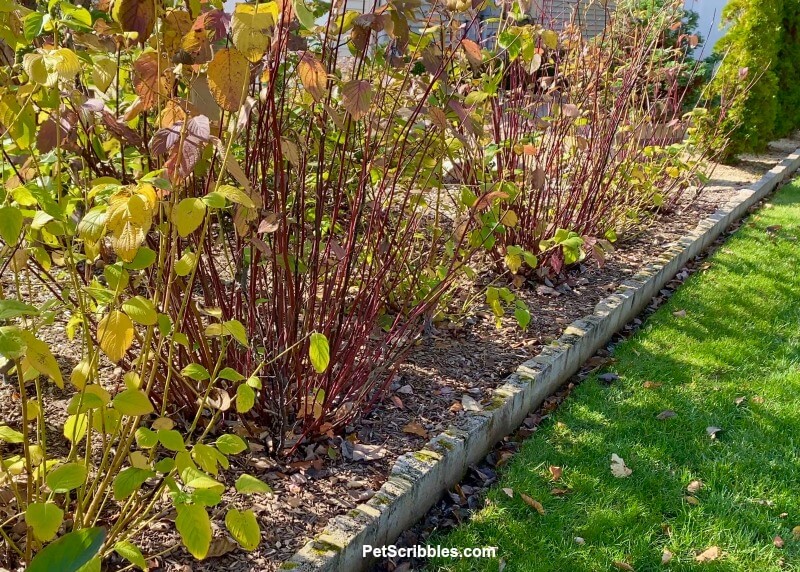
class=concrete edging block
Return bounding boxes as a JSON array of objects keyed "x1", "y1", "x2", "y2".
[{"x1": 281, "y1": 148, "x2": 800, "y2": 571}]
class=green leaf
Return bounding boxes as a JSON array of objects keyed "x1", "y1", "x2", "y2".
[
  {"x1": 135, "y1": 427, "x2": 158, "y2": 448},
  {"x1": 292, "y1": 0, "x2": 315, "y2": 29},
  {"x1": 0, "y1": 326, "x2": 27, "y2": 359},
  {"x1": 122, "y1": 296, "x2": 158, "y2": 326},
  {"x1": 215, "y1": 434, "x2": 248, "y2": 455},
  {"x1": 113, "y1": 388, "x2": 154, "y2": 416},
  {"x1": 191, "y1": 443, "x2": 222, "y2": 475},
  {"x1": 23, "y1": 12, "x2": 44, "y2": 41},
  {"x1": 235, "y1": 473, "x2": 272, "y2": 494},
  {"x1": 173, "y1": 198, "x2": 206, "y2": 237},
  {"x1": 25, "y1": 502, "x2": 64, "y2": 542},
  {"x1": 183, "y1": 467, "x2": 224, "y2": 491},
  {"x1": 225, "y1": 508, "x2": 260, "y2": 551},
  {"x1": 309, "y1": 332, "x2": 330, "y2": 373},
  {"x1": 236, "y1": 383, "x2": 255, "y2": 413},
  {"x1": 46, "y1": 462, "x2": 88, "y2": 492},
  {"x1": 181, "y1": 363, "x2": 210, "y2": 381},
  {"x1": 175, "y1": 503, "x2": 212, "y2": 560},
  {"x1": 113, "y1": 467, "x2": 155, "y2": 500},
  {"x1": 0, "y1": 205, "x2": 23, "y2": 245},
  {"x1": 158, "y1": 429, "x2": 187, "y2": 451},
  {"x1": 114, "y1": 541, "x2": 147, "y2": 570},
  {"x1": 0, "y1": 425, "x2": 24, "y2": 443},
  {"x1": 64, "y1": 414, "x2": 89, "y2": 443},
  {"x1": 0, "y1": 300, "x2": 38, "y2": 321},
  {"x1": 124, "y1": 246, "x2": 157, "y2": 270},
  {"x1": 21, "y1": 331, "x2": 63, "y2": 388},
  {"x1": 514, "y1": 303, "x2": 531, "y2": 330},
  {"x1": 223, "y1": 319, "x2": 249, "y2": 347},
  {"x1": 27, "y1": 527, "x2": 105, "y2": 572},
  {"x1": 218, "y1": 367, "x2": 245, "y2": 381}
]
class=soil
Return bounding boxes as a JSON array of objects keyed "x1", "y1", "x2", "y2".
[{"x1": 1, "y1": 134, "x2": 798, "y2": 571}]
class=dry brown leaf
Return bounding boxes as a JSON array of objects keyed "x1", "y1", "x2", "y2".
[
  {"x1": 611, "y1": 454, "x2": 632, "y2": 478},
  {"x1": 792, "y1": 525, "x2": 800, "y2": 540},
  {"x1": 774, "y1": 535, "x2": 785, "y2": 548},
  {"x1": 402, "y1": 422, "x2": 428, "y2": 438},
  {"x1": 752, "y1": 395, "x2": 765, "y2": 404},
  {"x1": 684, "y1": 495, "x2": 700, "y2": 506},
  {"x1": 643, "y1": 381, "x2": 662, "y2": 389},
  {"x1": 549, "y1": 465, "x2": 563, "y2": 481},
  {"x1": 461, "y1": 395, "x2": 482, "y2": 412},
  {"x1": 706, "y1": 426, "x2": 722, "y2": 439},
  {"x1": 351, "y1": 443, "x2": 387, "y2": 462},
  {"x1": 502, "y1": 487, "x2": 514, "y2": 498},
  {"x1": 656, "y1": 410, "x2": 677, "y2": 420},
  {"x1": 520, "y1": 493, "x2": 545, "y2": 515},
  {"x1": 661, "y1": 549, "x2": 673, "y2": 564},
  {"x1": 612, "y1": 561, "x2": 634, "y2": 571},
  {"x1": 672, "y1": 309, "x2": 687, "y2": 318},
  {"x1": 551, "y1": 487, "x2": 571, "y2": 496},
  {"x1": 687, "y1": 480, "x2": 703, "y2": 494},
  {"x1": 695, "y1": 546, "x2": 720, "y2": 562},
  {"x1": 734, "y1": 396, "x2": 746, "y2": 406}
]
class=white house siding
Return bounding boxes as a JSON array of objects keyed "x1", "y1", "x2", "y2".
[{"x1": 686, "y1": 0, "x2": 728, "y2": 54}]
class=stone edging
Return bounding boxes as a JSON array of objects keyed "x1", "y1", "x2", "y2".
[{"x1": 282, "y1": 148, "x2": 800, "y2": 571}]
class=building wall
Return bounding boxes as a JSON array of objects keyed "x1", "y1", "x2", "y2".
[{"x1": 686, "y1": 0, "x2": 728, "y2": 54}]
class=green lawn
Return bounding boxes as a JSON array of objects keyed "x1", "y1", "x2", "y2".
[{"x1": 428, "y1": 181, "x2": 800, "y2": 571}]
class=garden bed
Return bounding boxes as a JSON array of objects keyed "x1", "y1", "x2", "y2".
[{"x1": 4, "y1": 136, "x2": 797, "y2": 572}]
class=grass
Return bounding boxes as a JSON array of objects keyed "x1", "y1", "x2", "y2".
[{"x1": 427, "y1": 180, "x2": 800, "y2": 571}]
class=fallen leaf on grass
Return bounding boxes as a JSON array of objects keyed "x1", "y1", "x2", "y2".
[
  {"x1": 598, "y1": 372, "x2": 620, "y2": 384},
  {"x1": 502, "y1": 487, "x2": 514, "y2": 498},
  {"x1": 611, "y1": 454, "x2": 632, "y2": 478},
  {"x1": 695, "y1": 546, "x2": 720, "y2": 562},
  {"x1": 792, "y1": 525, "x2": 800, "y2": 540},
  {"x1": 461, "y1": 395, "x2": 482, "y2": 412},
  {"x1": 672, "y1": 310, "x2": 687, "y2": 318},
  {"x1": 352, "y1": 443, "x2": 387, "y2": 462},
  {"x1": 687, "y1": 480, "x2": 703, "y2": 494},
  {"x1": 774, "y1": 535, "x2": 784, "y2": 548},
  {"x1": 706, "y1": 426, "x2": 722, "y2": 439},
  {"x1": 656, "y1": 410, "x2": 677, "y2": 420},
  {"x1": 613, "y1": 561, "x2": 634, "y2": 571},
  {"x1": 643, "y1": 381, "x2": 662, "y2": 389},
  {"x1": 402, "y1": 422, "x2": 428, "y2": 438},
  {"x1": 574, "y1": 536, "x2": 585, "y2": 545},
  {"x1": 551, "y1": 487, "x2": 571, "y2": 496},
  {"x1": 684, "y1": 495, "x2": 700, "y2": 506},
  {"x1": 549, "y1": 465, "x2": 562, "y2": 481},
  {"x1": 734, "y1": 396, "x2": 747, "y2": 406},
  {"x1": 520, "y1": 493, "x2": 545, "y2": 515},
  {"x1": 662, "y1": 549, "x2": 673, "y2": 564}
]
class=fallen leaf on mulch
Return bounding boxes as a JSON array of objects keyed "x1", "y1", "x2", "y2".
[
  {"x1": 548, "y1": 465, "x2": 562, "y2": 481},
  {"x1": 656, "y1": 410, "x2": 677, "y2": 420},
  {"x1": 461, "y1": 395, "x2": 482, "y2": 412},
  {"x1": 695, "y1": 546, "x2": 720, "y2": 562},
  {"x1": 502, "y1": 487, "x2": 514, "y2": 498},
  {"x1": 206, "y1": 535, "x2": 238, "y2": 558},
  {"x1": 613, "y1": 561, "x2": 634, "y2": 571},
  {"x1": 520, "y1": 493, "x2": 545, "y2": 515},
  {"x1": 402, "y1": 422, "x2": 428, "y2": 438},
  {"x1": 392, "y1": 395, "x2": 404, "y2": 409},
  {"x1": 774, "y1": 535, "x2": 785, "y2": 548},
  {"x1": 687, "y1": 480, "x2": 703, "y2": 494},
  {"x1": 706, "y1": 426, "x2": 722, "y2": 439},
  {"x1": 352, "y1": 443, "x2": 387, "y2": 462},
  {"x1": 643, "y1": 381, "x2": 662, "y2": 389},
  {"x1": 672, "y1": 309, "x2": 687, "y2": 318},
  {"x1": 662, "y1": 549, "x2": 673, "y2": 564},
  {"x1": 611, "y1": 454, "x2": 632, "y2": 478},
  {"x1": 397, "y1": 384, "x2": 414, "y2": 395}
]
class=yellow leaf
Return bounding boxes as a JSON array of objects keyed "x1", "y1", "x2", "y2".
[
  {"x1": 217, "y1": 184, "x2": 256, "y2": 208},
  {"x1": 505, "y1": 253, "x2": 522, "y2": 274},
  {"x1": 97, "y1": 310, "x2": 134, "y2": 363},
  {"x1": 22, "y1": 53, "x2": 48, "y2": 85},
  {"x1": 207, "y1": 48, "x2": 249, "y2": 112},
  {"x1": 47, "y1": 48, "x2": 81, "y2": 81},
  {"x1": 172, "y1": 198, "x2": 207, "y2": 237},
  {"x1": 298, "y1": 52, "x2": 327, "y2": 102},
  {"x1": 71, "y1": 359, "x2": 92, "y2": 389},
  {"x1": 541, "y1": 29, "x2": 558, "y2": 49},
  {"x1": 501, "y1": 210, "x2": 518, "y2": 227},
  {"x1": 231, "y1": 3, "x2": 278, "y2": 62},
  {"x1": 21, "y1": 332, "x2": 63, "y2": 388}
]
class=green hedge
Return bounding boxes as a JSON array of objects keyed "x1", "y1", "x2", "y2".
[{"x1": 712, "y1": 0, "x2": 800, "y2": 157}]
